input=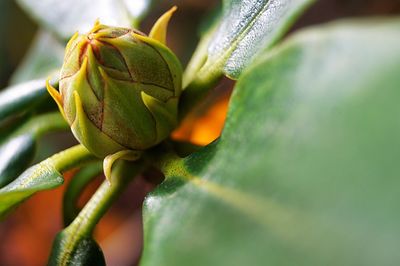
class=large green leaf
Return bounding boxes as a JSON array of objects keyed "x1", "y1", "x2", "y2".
[
  {"x1": 16, "y1": 0, "x2": 154, "y2": 40},
  {"x1": 185, "y1": 0, "x2": 315, "y2": 83},
  {"x1": 142, "y1": 19, "x2": 400, "y2": 266}
]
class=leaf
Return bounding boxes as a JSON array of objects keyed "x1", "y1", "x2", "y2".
[
  {"x1": 180, "y1": 0, "x2": 315, "y2": 117},
  {"x1": 63, "y1": 162, "x2": 103, "y2": 226},
  {"x1": 0, "y1": 115, "x2": 28, "y2": 143},
  {"x1": 16, "y1": 0, "x2": 155, "y2": 40},
  {"x1": 142, "y1": 18, "x2": 400, "y2": 266},
  {"x1": 0, "y1": 145, "x2": 94, "y2": 218},
  {"x1": 9, "y1": 30, "x2": 64, "y2": 85},
  {"x1": 187, "y1": 0, "x2": 315, "y2": 82},
  {"x1": 0, "y1": 79, "x2": 48, "y2": 124},
  {"x1": 0, "y1": 159, "x2": 64, "y2": 218},
  {"x1": 49, "y1": 160, "x2": 143, "y2": 265},
  {"x1": 0, "y1": 134, "x2": 36, "y2": 188},
  {"x1": 0, "y1": 112, "x2": 68, "y2": 188}
]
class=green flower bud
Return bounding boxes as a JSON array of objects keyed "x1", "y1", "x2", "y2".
[{"x1": 47, "y1": 7, "x2": 182, "y2": 160}]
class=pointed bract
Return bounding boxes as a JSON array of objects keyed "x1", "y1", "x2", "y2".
[{"x1": 149, "y1": 6, "x2": 177, "y2": 45}]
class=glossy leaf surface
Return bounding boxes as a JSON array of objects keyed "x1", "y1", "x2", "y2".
[
  {"x1": 188, "y1": 0, "x2": 314, "y2": 82},
  {"x1": 0, "y1": 79, "x2": 48, "y2": 124},
  {"x1": 142, "y1": 19, "x2": 400, "y2": 266},
  {"x1": 0, "y1": 112, "x2": 68, "y2": 188},
  {"x1": 0, "y1": 159, "x2": 64, "y2": 218},
  {"x1": 0, "y1": 134, "x2": 36, "y2": 188}
]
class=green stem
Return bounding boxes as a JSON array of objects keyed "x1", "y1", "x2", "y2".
[
  {"x1": 63, "y1": 161, "x2": 103, "y2": 226},
  {"x1": 58, "y1": 160, "x2": 145, "y2": 262},
  {"x1": 52, "y1": 144, "x2": 95, "y2": 172},
  {"x1": 0, "y1": 145, "x2": 97, "y2": 221},
  {"x1": 67, "y1": 181, "x2": 120, "y2": 236},
  {"x1": 0, "y1": 144, "x2": 95, "y2": 193},
  {"x1": 147, "y1": 145, "x2": 184, "y2": 178}
]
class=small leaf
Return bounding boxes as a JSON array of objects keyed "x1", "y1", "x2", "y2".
[
  {"x1": 142, "y1": 19, "x2": 400, "y2": 266},
  {"x1": 0, "y1": 145, "x2": 94, "y2": 218},
  {"x1": 0, "y1": 115, "x2": 28, "y2": 143},
  {"x1": 0, "y1": 134, "x2": 36, "y2": 188},
  {"x1": 187, "y1": 0, "x2": 315, "y2": 81},
  {"x1": 0, "y1": 112, "x2": 68, "y2": 188},
  {"x1": 0, "y1": 79, "x2": 48, "y2": 124},
  {"x1": 180, "y1": 0, "x2": 314, "y2": 116},
  {"x1": 16, "y1": 0, "x2": 155, "y2": 40},
  {"x1": 0, "y1": 159, "x2": 64, "y2": 218}
]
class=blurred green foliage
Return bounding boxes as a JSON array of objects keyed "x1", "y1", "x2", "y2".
[{"x1": 0, "y1": 0, "x2": 37, "y2": 88}]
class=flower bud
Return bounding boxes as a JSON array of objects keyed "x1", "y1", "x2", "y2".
[{"x1": 47, "y1": 7, "x2": 182, "y2": 159}]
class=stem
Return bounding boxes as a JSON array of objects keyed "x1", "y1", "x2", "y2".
[
  {"x1": 52, "y1": 145, "x2": 95, "y2": 172},
  {"x1": 63, "y1": 161, "x2": 103, "y2": 226},
  {"x1": 67, "y1": 182, "x2": 120, "y2": 235},
  {"x1": 60, "y1": 160, "x2": 145, "y2": 259},
  {"x1": 0, "y1": 144, "x2": 95, "y2": 194},
  {"x1": 147, "y1": 145, "x2": 184, "y2": 178}
]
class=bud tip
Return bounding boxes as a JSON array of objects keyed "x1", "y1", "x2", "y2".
[{"x1": 149, "y1": 6, "x2": 178, "y2": 45}]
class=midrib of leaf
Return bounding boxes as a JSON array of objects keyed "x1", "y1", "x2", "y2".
[
  {"x1": 0, "y1": 160, "x2": 62, "y2": 193},
  {"x1": 19, "y1": 161, "x2": 58, "y2": 188},
  {"x1": 165, "y1": 163, "x2": 296, "y2": 233},
  {"x1": 195, "y1": 175, "x2": 373, "y2": 256},
  {"x1": 163, "y1": 160, "x2": 369, "y2": 257},
  {"x1": 190, "y1": 176, "x2": 293, "y2": 229},
  {"x1": 199, "y1": 1, "x2": 270, "y2": 80}
]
